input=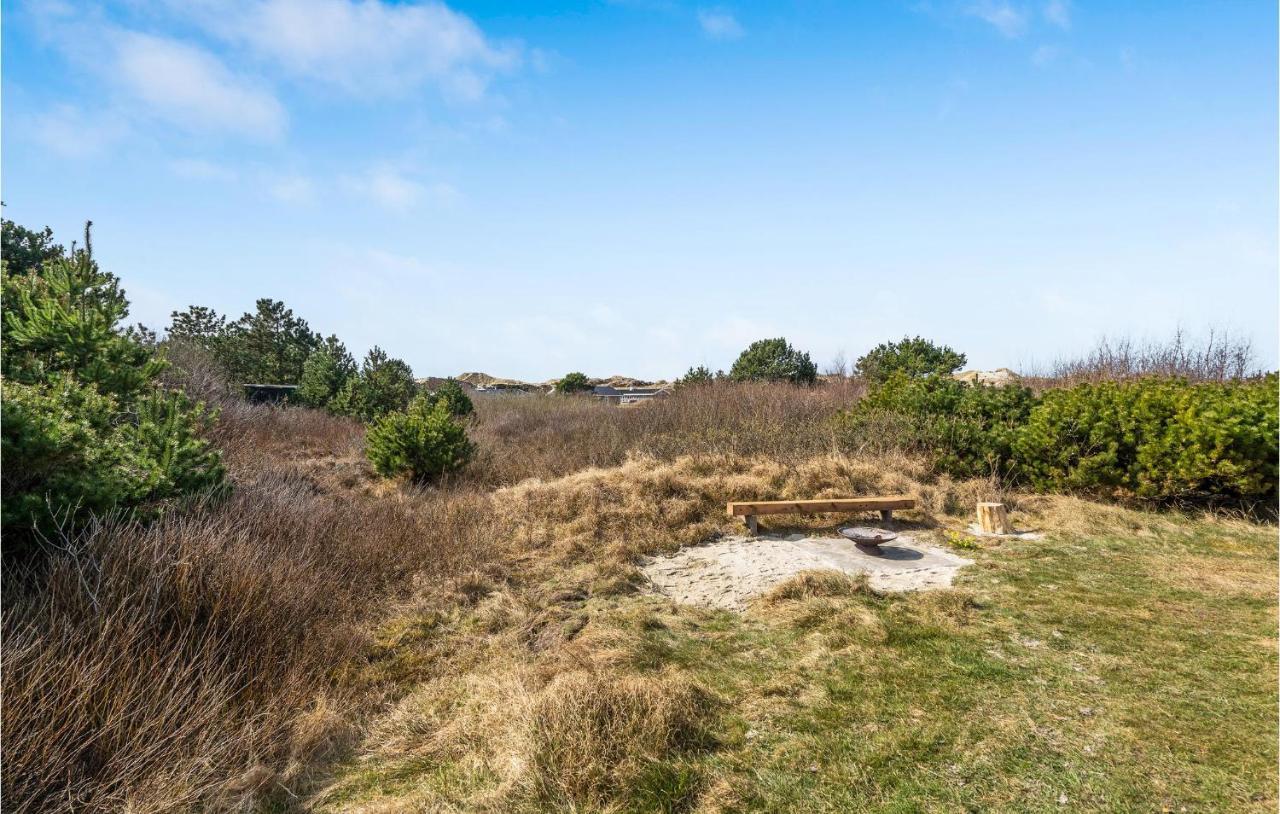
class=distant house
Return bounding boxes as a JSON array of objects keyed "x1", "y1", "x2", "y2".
[
  {"x1": 591, "y1": 385, "x2": 669, "y2": 405},
  {"x1": 473, "y1": 381, "x2": 536, "y2": 396},
  {"x1": 243, "y1": 383, "x2": 298, "y2": 404}
]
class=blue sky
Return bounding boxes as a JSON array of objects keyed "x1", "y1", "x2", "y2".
[{"x1": 4, "y1": 0, "x2": 1276, "y2": 380}]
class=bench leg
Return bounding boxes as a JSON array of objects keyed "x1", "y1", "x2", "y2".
[
  {"x1": 746, "y1": 514, "x2": 759, "y2": 536},
  {"x1": 879, "y1": 509, "x2": 893, "y2": 523}
]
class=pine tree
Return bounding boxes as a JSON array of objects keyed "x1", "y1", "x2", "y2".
[
  {"x1": 168, "y1": 305, "x2": 228, "y2": 353},
  {"x1": 296, "y1": 336, "x2": 356, "y2": 409},
  {"x1": 221, "y1": 299, "x2": 321, "y2": 384},
  {"x1": 1, "y1": 220, "x2": 225, "y2": 559},
  {"x1": 332, "y1": 346, "x2": 417, "y2": 422}
]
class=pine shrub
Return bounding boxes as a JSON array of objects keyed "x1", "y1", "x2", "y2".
[
  {"x1": 1015, "y1": 375, "x2": 1278, "y2": 503},
  {"x1": 365, "y1": 396, "x2": 474, "y2": 481},
  {"x1": 835, "y1": 373, "x2": 1036, "y2": 478},
  {"x1": 1, "y1": 223, "x2": 225, "y2": 557},
  {"x1": 332, "y1": 346, "x2": 417, "y2": 422},
  {"x1": 425, "y1": 379, "x2": 474, "y2": 417},
  {"x1": 854, "y1": 336, "x2": 966, "y2": 384},
  {"x1": 729, "y1": 338, "x2": 817, "y2": 385}
]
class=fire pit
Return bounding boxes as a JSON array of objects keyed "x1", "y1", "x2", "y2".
[{"x1": 839, "y1": 526, "x2": 898, "y2": 549}]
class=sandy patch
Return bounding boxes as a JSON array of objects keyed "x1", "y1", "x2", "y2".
[{"x1": 641, "y1": 534, "x2": 974, "y2": 611}]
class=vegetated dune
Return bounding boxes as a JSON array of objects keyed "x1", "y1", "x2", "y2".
[
  {"x1": 314, "y1": 445, "x2": 1276, "y2": 813},
  {"x1": 5, "y1": 381, "x2": 1276, "y2": 813}
]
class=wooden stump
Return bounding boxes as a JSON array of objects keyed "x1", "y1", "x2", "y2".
[{"x1": 976, "y1": 502, "x2": 1011, "y2": 535}]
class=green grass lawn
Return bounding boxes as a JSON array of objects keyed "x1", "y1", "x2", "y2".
[{"x1": 318, "y1": 504, "x2": 1276, "y2": 813}]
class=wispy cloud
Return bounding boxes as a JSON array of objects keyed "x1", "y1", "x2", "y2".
[
  {"x1": 30, "y1": 104, "x2": 128, "y2": 158},
  {"x1": 1043, "y1": 0, "x2": 1071, "y2": 29},
  {"x1": 964, "y1": 1, "x2": 1028, "y2": 38},
  {"x1": 697, "y1": 8, "x2": 744, "y2": 40},
  {"x1": 28, "y1": 0, "x2": 522, "y2": 158},
  {"x1": 170, "y1": 0, "x2": 521, "y2": 101},
  {"x1": 113, "y1": 31, "x2": 286, "y2": 139},
  {"x1": 341, "y1": 166, "x2": 457, "y2": 213}
]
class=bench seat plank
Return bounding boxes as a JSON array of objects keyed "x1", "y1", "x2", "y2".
[{"x1": 726, "y1": 496, "x2": 915, "y2": 517}]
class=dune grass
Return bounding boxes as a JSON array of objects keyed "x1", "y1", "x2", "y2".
[
  {"x1": 5, "y1": 387, "x2": 1274, "y2": 812},
  {"x1": 317, "y1": 457, "x2": 1276, "y2": 813}
]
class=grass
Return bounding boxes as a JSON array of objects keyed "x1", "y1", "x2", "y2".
[
  {"x1": 4, "y1": 382, "x2": 1275, "y2": 812},
  {"x1": 316, "y1": 456, "x2": 1276, "y2": 813}
]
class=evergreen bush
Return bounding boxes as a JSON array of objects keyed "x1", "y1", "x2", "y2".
[
  {"x1": 425, "y1": 379, "x2": 474, "y2": 417},
  {"x1": 1, "y1": 222, "x2": 225, "y2": 557},
  {"x1": 854, "y1": 336, "x2": 966, "y2": 384},
  {"x1": 365, "y1": 396, "x2": 474, "y2": 481},
  {"x1": 1015, "y1": 375, "x2": 1278, "y2": 503},
  {"x1": 729, "y1": 338, "x2": 817, "y2": 384},
  {"x1": 836, "y1": 373, "x2": 1036, "y2": 478},
  {"x1": 332, "y1": 346, "x2": 417, "y2": 422},
  {"x1": 556, "y1": 372, "x2": 592, "y2": 394}
]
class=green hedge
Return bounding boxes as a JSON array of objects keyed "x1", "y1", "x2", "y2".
[
  {"x1": 837, "y1": 373, "x2": 1278, "y2": 505},
  {"x1": 836, "y1": 373, "x2": 1037, "y2": 479},
  {"x1": 1015, "y1": 375, "x2": 1277, "y2": 503}
]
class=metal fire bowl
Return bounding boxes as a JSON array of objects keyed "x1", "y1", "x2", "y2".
[{"x1": 839, "y1": 526, "x2": 898, "y2": 546}]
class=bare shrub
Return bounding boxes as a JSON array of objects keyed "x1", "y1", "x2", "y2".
[
  {"x1": 1026, "y1": 327, "x2": 1259, "y2": 387},
  {"x1": 157, "y1": 338, "x2": 239, "y2": 408}
]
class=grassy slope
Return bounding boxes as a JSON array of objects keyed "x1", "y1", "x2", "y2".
[{"x1": 315, "y1": 458, "x2": 1277, "y2": 814}]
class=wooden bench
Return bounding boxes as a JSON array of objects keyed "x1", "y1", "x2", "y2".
[{"x1": 726, "y1": 496, "x2": 916, "y2": 535}]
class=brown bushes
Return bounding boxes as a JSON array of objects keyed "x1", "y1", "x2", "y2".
[
  {"x1": 468, "y1": 379, "x2": 864, "y2": 486},
  {"x1": 1, "y1": 405, "x2": 503, "y2": 813},
  {"x1": 1025, "y1": 328, "x2": 1260, "y2": 387}
]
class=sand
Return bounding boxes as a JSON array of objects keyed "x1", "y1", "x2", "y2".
[{"x1": 641, "y1": 533, "x2": 973, "y2": 611}]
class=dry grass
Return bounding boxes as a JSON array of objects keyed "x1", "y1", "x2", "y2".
[
  {"x1": 5, "y1": 373, "x2": 1275, "y2": 813},
  {"x1": 468, "y1": 379, "x2": 864, "y2": 485},
  {"x1": 762, "y1": 571, "x2": 871, "y2": 604},
  {"x1": 1, "y1": 405, "x2": 502, "y2": 813},
  {"x1": 523, "y1": 670, "x2": 717, "y2": 809}
]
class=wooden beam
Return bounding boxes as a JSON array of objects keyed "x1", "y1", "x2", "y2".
[{"x1": 726, "y1": 496, "x2": 915, "y2": 517}]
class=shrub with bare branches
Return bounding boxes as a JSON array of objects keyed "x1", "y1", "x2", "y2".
[{"x1": 1026, "y1": 328, "x2": 1260, "y2": 387}]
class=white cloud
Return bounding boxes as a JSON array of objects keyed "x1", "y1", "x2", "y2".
[
  {"x1": 113, "y1": 31, "x2": 286, "y2": 139},
  {"x1": 173, "y1": 0, "x2": 520, "y2": 100},
  {"x1": 964, "y1": 1, "x2": 1027, "y2": 37},
  {"x1": 1043, "y1": 0, "x2": 1071, "y2": 29},
  {"x1": 30, "y1": 105, "x2": 128, "y2": 157},
  {"x1": 697, "y1": 8, "x2": 744, "y2": 40},
  {"x1": 341, "y1": 166, "x2": 456, "y2": 212}
]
